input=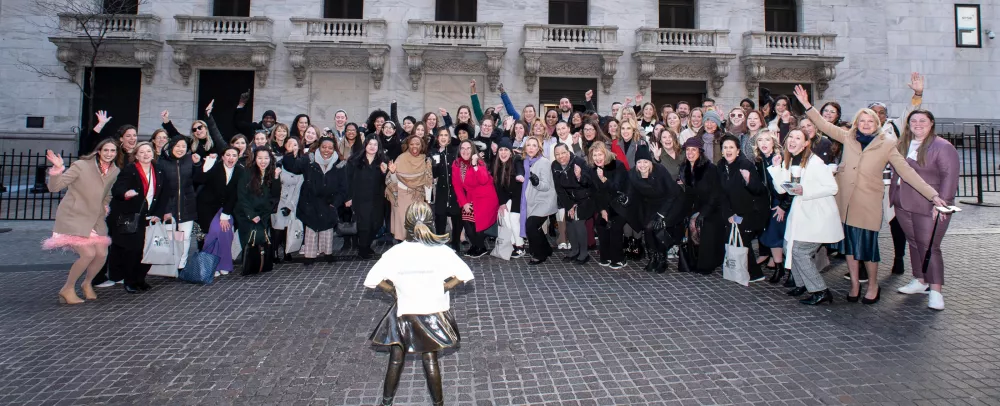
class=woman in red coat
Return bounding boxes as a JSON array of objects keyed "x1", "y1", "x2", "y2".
[{"x1": 451, "y1": 139, "x2": 499, "y2": 258}]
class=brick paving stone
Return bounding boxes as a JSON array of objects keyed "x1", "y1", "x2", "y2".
[{"x1": 0, "y1": 233, "x2": 998, "y2": 405}]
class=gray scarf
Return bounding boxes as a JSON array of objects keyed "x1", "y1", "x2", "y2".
[{"x1": 313, "y1": 149, "x2": 338, "y2": 174}]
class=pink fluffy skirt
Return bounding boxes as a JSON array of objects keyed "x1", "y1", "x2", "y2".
[{"x1": 42, "y1": 230, "x2": 111, "y2": 251}]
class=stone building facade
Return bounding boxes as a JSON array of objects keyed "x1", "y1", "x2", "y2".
[{"x1": 0, "y1": 0, "x2": 998, "y2": 152}]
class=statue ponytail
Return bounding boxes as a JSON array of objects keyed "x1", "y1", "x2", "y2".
[{"x1": 404, "y1": 201, "x2": 449, "y2": 246}]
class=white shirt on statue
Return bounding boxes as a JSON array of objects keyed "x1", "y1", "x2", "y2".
[{"x1": 364, "y1": 241, "x2": 474, "y2": 316}]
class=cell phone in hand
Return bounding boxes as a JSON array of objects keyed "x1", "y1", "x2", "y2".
[
  {"x1": 781, "y1": 182, "x2": 800, "y2": 195},
  {"x1": 935, "y1": 205, "x2": 961, "y2": 214}
]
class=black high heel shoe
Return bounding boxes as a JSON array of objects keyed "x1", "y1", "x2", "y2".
[
  {"x1": 786, "y1": 286, "x2": 807, "y2": 296},
  {"x1": 861, "y1": 285, "x2": 881, "y2": 304},
  {"x1": 768, "y1": 262, "x2": 785, "y2": 284},
  {"x1": 800, "y1": 289, "x2": 834, "y2": 305},
  {"x1": 846, "y1": 285, "x2": 860, "y2": 303}
]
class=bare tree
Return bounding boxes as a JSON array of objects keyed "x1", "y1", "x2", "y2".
[{"x1": 17, "y1": 0, "x2": 148, "y2": 153}]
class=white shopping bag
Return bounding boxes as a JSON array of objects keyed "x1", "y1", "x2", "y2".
[
  {"x1": 723, "y1": 225, "x2": 750, "y2": 286},
  {"x1": 142, "y1": 218, "x2": 179, "y2": 265},
  {"x1": 148, "y1": 220, "x2": 194, "y2": 278},
  {"x1": 231, "y1": 230, "x2": 242, "y2": 260},
  {"x1": 286, "y1": 218, "x2": 304, "y2": 254},
  {"x1": 490, "y1": 214, "x2": 515, "y2": 260}
]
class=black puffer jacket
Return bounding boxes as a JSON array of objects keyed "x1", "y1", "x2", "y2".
[
  {"x1": 281, "y1": 151, "x2": 348, "y2": 232},
  {"x1": 552, "y1": 155, "x2": 596, "y2": 220},
  {"x1": 718, "y1": 156, "x2": 769, "y2": 232},
  {"x1": 156, "y1": 137, "x2": 201, "y2": 223},
  {"x1": 592, "y1": 159, "x2": 628, "y2": 219}
]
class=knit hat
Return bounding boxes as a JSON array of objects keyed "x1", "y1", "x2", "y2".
[
  {"x1": 454, "y1": 123, "x2": 474, "y2": 138},
  {"x1": 682, "y1": 137, "x2": 704, "y2": 150},
  {"x1": 261, "y1": 110, "x2": 276, "y2": 121},
  {"x1": 703, "y1": 110, "x2": 723, "y2": 127},
  {"x1": 635, "y1": 144, "x2": 653, "y2": 162},
  {"x1": 740, "y1": 98, "x2": 756, "y2": 109},
  {"x1": 496, "y1": 137, "x2": 514, "y2": 151}
]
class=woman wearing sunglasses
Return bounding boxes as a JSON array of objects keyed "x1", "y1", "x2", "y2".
[{"x1": 160, "y1": 100, "x2": 229, "y2": 159}]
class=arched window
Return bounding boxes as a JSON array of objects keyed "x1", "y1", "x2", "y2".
[
  {"x1": 659, "y1": 0, "x2": 695, "y2": 29},
  {"x1": 765, "y1": 0, "x2": 798, "y2": 32}
]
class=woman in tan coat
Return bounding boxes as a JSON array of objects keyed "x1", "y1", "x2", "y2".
[
  {"x1": 793, "y1": 74, "x2": 947, "y2": 304},
  {"x1": 42, "y1": 139, "x2": 121, "y2": 305},
  {"x1": 386, "y1": 134, "x2": 434, "y2": 242}
]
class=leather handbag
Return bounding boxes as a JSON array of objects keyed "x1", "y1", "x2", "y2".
[
  {"x1": 241, "y1": 229, "x2": 273, "y2": 276},
  {"x1": 179, "y1": 240, "x2": 218, "y2": 285},
  {"x1": 336, "y1": 210, "x2": 358, "y2": 236},
  {"x1": 115, "y1": 213, "x2": 140, "y2": 235}
]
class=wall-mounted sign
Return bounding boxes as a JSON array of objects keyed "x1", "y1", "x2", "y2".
[{"x1": 955, "y1": 4, "x2": 982, "y2": 48}]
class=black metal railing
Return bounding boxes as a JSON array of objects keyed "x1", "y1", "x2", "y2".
[
  {"x1": 0, "y1": 150, "x2": 78, "y2": 220},
  {"x1": 942, "y1": 125, "x2": 999, "y2": 202}
]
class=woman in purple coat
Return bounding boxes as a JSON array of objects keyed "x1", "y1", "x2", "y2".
[{"x1": 889, "y1": 110, "x2": 959, "y2": 311}]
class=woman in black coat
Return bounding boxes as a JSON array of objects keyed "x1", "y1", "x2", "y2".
[
  {"x1": 108, "y1": 142, "x2": 165, "y2": 293},
  {"x1": 492, "y1": 138, "x2": 525, "y2": 257},
  {"x1": 236, "y1": 147, "x2": 281, "y2": 274},
  {"x1": 589, "y1": 142, "x2": 628, "y2": 269},
  {"x1": 718, "y1": 134, "x2": 770, "y2": 282},
  {"x1": 193, "y1": 146, "x2": 243, "y2": 233},
  {"x1": 628, "y1": 145, "x2": 686, "y2": 274},
  {"x1": 347, "y1": 136, "x2": 388, "y2": 260},
  {"x1": 281, "y1": 138, "x2": 348, "y2": 264},
  {"x1": 552, "y1": 143, "x2": 595, "y2": 264},
  {"x1": 429, "y1": 127, "x2": 462, "y2": 251},
  {"x1": 157, "y1": 136, "x2": 201, "y2": 225},
  {"x1": 679, "y1": 137, "x2": 726, "y2": 275}
]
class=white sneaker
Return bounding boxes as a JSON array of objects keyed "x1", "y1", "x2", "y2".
[
  {"x1": 95, "y1": 281, "x2": 115, "y2": 288},
  {"x1": 214, "y1": 271, "x2": 221, "y2": 277},
  {"x1": 897, "y1": 279, "x2": 930, "y2": 295},
  {"x1": 219, "y1": 270, "x2": 230, "y2": 276},
  {"x1": 557, "y1": 243, "x2": 568, "y2": 250},
  {"x1": 928, "y1": 291, "x2": 944, "y2": 310}
]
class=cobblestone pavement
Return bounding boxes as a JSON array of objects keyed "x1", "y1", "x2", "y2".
[{"x1": 0, "y1": 230, "x2": 998, "y2": 406}]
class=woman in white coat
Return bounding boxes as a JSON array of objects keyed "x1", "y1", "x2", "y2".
[
  {"x1": 521, "y1": 137, "x2": 558, "y2": 265},
  {"x1": 272, "y1": 137, "x2": 305, "y2": 261},
  {"x1": 768, "y1": 129, "x2": 843, "y2": 305}
]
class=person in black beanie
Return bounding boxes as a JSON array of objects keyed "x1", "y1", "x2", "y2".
[
  {"x1": 628, "y1": 143, "x2": 686, "y2": 273},
  {"x1": 235, "y1": 89, "x2": 277, "y2": 137}
]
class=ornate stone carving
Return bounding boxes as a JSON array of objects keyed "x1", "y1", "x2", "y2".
[
  {"x1": 134, "y1": 47, "x2": 158, "y2": 85},
  {"x1": 405, "y1": 48, "x2": 424, "y2": 91},
  {"x1": 653, "y1": 63, "x2": 710, "y2": 79},
  {"x1": 486, "y1": 51, "x2": 504, "y2": 92},
  {"x1": 635, "y1": 55, "x2": 656, "y2": 95},
  {"x1": 368, "y1": 48, "x2": 388, "y2": 90},
  {"x1": 53, "y1": 43, "x2": 163, "y2": 84},
  {"x1": 710, "y1": 59, "x2": 731, "y2": 98},
  {"x1": 171, "y1": 46, "x2": 192, "y2": 86},
  {"x1": 540, "y1": 60, "x2": 601, "y2": 77},
  {"x1": 289, "y1": 48, "x2": 306, "y2": 88},
  {"x1": 55, "y1": 46, "x2": 79, "y2": 79},
  {"x1": 600, "y1": 54, "x2": 619, "y2": 95},
  {"x1": 423, "y1": 58, "x2": 485, "y2": 73},
  {"x1": 815, "y1": 63, "x2": 838, "y2": 99},
  {"x1": 743, "y1": 60, "x2": 766, "y2": 99},
  {"x1": 250, "y1": 47, "x2": 272, "y2": 87},
  {"x1": 522, "y1": 52, "x2": 541, "y2": 93}
]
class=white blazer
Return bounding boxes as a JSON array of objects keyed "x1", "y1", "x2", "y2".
[{"x1": 767, "y1": 154, "x2": 844, "y2": 269}]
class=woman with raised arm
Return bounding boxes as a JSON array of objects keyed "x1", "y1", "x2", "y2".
[
  {"x1": 364, "y1": 201, "x2": 473, "y2": 406},
  {"x1": 649, "y1": 128, "x2": 682, "y2": 180},
  {"x1": 890, "y1": 110, "x2": 960, "y2": 310},
  {"x1": 792, "y1": 73, "x2": 947, "y2": 304},
  {"x1": 43, "y1": 140, "x2": 120, "y2": 304},
  {"x1": 160, "y1": 100, "x2": 228, "y2": 158},
  {"x1": 109, "y1": 142, "x2": 165, "y2": 293}
]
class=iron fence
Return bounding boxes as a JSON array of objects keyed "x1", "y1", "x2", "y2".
[
  {"x1": 940, "y1": 125, "x2": 999, "y2": 201},
  {"x1": 0, "y1": 150, "x2": 78, "y2": 220}
]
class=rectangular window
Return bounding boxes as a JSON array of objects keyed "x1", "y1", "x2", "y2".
[
  {"x1": 658, "y1": 0, "x2": 695, "y2": 29},
  {"x1": 324, "y1": 0, "x2": 364, "y2": 19},
  {"x1": 764, "y1": 0, "x2": 798, "y2": 32},
  {"x1": 80, "y1": 67, "x2": 142, "y2": 154},
  {"x1": 213, "y1": 0, "x2": 251, "y2": 17},
  {"x1": 197, "y1": 70, "x2": 256, "y2": 138},
  {"x1": 436, "y1": 0, "x2": 477, "y2": 22},
  {"x1": 549, "y1": 0, "x2": 587, "y2": 25},
  {"x1": 102, "y1": 0, "x2": 138, "y2": 14}
]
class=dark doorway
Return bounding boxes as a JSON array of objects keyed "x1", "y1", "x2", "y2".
[
  {"x1": 539, "y1": 77, "x2": 597, "y2": 113},
  {"x1": 765, "y1": 0, "x2": 798, "y2": 32},
  {"x1": 214, "y1": 0, "x2": 251, "y2": 17},
  {"x1": 659, "y1": 0, "x2": 695, "y2": 29},
  {"x1": 436, "y1": 0, "x2": 477, "y2": 22},
  {"x1": 650, "y1": 80, "x2": 707, "y2": 113},
  {"x1": 103, "y1": 0, "x2": 138, "y2": 14},
  {"x1": 324, "y1": 0, "x2": 363, "y2": 19},
  {"x1": 197, "y1": 70, "x2": 256, "y2": 139},
  {"x1": 80, "y1": 67, "x2": 141, "y2": 155},
  {"x1": 758, "y1": 82, "x2": 811, "y2": 115},
  {"x1": 549, "y1": 0, "x2": 588, "y2": 25}
]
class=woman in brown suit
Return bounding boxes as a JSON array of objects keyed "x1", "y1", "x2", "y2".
[
  {"x1": 793, "y1": 75, "x2": 947, "y2": 304},
  {"x1": 42, "y1": 139, "x2": 121, "y2": 304},
  {"x1": 890, "y1": 110, "x2": 959, "y2": 310}
]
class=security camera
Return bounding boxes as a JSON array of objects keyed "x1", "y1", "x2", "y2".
[{"x1": 988, "y1": 30, "x2": 996, "y2": 40}]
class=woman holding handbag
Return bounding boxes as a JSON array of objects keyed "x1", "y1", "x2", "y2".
[
  {"x1": 768, "y1": 129, "x2": 843, "y2": 305},
  {"x1": 109, "y1": 142, "x2": 165, "y2": 293},
  {"x1": 194, "y1": 146, "x2": 244, "y2": 276},
  {"x1": 236, "y1": 147, "x2": 281, "y2": 275},
  {"x1": 679, "y1": 137, "x2": 725, "y2": 275},
  {"x1": 42, "y1": 140, "x2": 120, "y2": 304},
  {"x1": 589, "y1": 142, "x2": 628, "y2": 269},
  {"x1": 628, "y1": 145, "x2": 686, "y2": 274},
  {"x1": 492, "y1": 138, "x2": 525, "y2": 258},
  {"x1": 551, "y1": 144, "x2": 595, "y2": 264},
  {"x1": 717, "y1": 134, "x2": 770, "y2": 283},
  {"x1": 347, "y1": 137, "x2": 388, "y2": 260},
  {"x1": 156, "y1": 136, "x2": 202, "y2": 271},
  {"x1": 272, "y1": 137, "x2": 304, "y2": 262}
]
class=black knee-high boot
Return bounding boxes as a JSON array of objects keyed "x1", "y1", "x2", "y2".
[
  {"x1": 422, "y1": 351, "x2": 444, "y2": 406},
  {"x1": 381, "y1": 346, "x2": 406, "y2": 405}
]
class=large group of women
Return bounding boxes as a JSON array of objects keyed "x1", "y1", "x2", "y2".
[{"x1": 44, "y1": 74, "x2": 959, "y2": 311}]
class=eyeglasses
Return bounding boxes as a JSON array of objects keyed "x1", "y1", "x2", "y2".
[
  {"x1": 730, "y1": 113, "x2": 744, "y2": 119},
  {"x1": 192, "y1": 125, "x2": 204, "y2": 131}
]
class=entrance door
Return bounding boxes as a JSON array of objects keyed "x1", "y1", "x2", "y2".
[
  {"x1": 539, "y1": 77, "x2": 598, "y2": 113},
  {"x1": 80, "y1": 67, "x2": 142, "y2": 154},
  {"x1": 197, "y1": 70, "x2": 256, "y2": 139},
  {"x1": 758, "y1": 83, "x2": 811, "y2": 116},
  {"x1": 650, "y1": 80, "x2": 706, "y2": 113}
]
